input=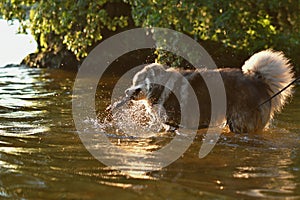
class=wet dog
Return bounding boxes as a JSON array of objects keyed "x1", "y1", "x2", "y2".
[{"x1": 109, "y1": 50, "x2": 294, "y2": 133}]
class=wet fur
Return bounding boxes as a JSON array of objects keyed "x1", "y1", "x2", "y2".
[{"x1": 126, "y1": 50, "x2": 294, "y2": 133}]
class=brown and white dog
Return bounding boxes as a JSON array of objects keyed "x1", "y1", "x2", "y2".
[{"x1": 109, "y1": 50, "x2": 294, "y2": 133}]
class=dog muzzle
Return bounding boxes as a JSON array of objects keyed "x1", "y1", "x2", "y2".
[{"x1": 106, "y1": 86, "x2": 142, "y2": 112}]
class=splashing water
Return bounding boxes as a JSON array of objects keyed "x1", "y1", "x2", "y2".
[{"x1": 108, "y1": 99, "x2": 168, "y2": 138}]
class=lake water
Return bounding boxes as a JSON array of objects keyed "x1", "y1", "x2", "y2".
[{"x1": 0, "y1": 64, "x2": 299, "y2": 199}]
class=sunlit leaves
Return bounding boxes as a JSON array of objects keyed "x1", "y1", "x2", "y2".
[
  {"x1": 130, "y1": 0, "x2": 300, "y2": 57},
  {"x1": 0, "y1": 0, "x2": 299, "y2": 65}
]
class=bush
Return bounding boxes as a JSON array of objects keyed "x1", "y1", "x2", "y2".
[
  {"x1": 129, "y1": 0, "x2": 300, "y2": 70},
  {"x1": 1, "y1": 0, "x2": 299, "y2": 70},
  {"x1": 0, "y1": 0, "x2": 130, "y2": 59}
]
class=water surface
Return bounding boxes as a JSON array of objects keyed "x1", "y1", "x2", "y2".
[{"x1": 0, "y1": 64, "x2": 299, "y2": 199}]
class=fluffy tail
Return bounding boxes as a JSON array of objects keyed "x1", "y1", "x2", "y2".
[{"x1": 242, "y1": 50, "x2": 294, "y2": 117}]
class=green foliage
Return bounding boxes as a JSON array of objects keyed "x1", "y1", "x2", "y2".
[
  {"x1": 129, "y1": 0, "x2": 300, "y2": 67},
  {"x1": 0, "y1": 0, "x2": 299, "y2": 68},
  {"x1": 0, "y1": 0, "x2": 129, "y2": 59}
]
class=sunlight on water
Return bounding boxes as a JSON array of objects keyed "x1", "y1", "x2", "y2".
[
  {"x1": 0, "y1": 66, "x2": 51, "y2": 138},
  {"x1": 0, "y1": 66, "x2": 299, "y2": 199}
]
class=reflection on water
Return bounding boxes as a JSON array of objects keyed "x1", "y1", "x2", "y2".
[
  {"x1": 0, "y1": 65, "x2": 53, "y2": 138},
  {"x1": 0, "y1": 64, "x2": 299, "y2": 199}
]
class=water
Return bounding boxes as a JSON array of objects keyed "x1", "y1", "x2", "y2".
[
  {"x1": 0, "y1": 64, "x2": 300, "y2": 199},
  {"x1": 108, "y1": 99, "x2": 168, "y2": 137}
]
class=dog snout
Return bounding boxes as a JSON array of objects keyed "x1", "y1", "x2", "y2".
[{"x1": 125, "y1": 87, "x2": 142, "y2": 99}]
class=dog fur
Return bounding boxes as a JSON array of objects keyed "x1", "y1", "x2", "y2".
[{"x1": 122, "y1": 50, "x2": 294, "y2": 133}]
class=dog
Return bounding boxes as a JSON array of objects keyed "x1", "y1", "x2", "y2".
[{"x1": 109, "y1": 50, "x2": 294, "y2": 133}]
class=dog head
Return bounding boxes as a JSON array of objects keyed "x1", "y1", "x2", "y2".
[
  {"x1": 125, "y1": 63, "x2": 167, "y2": 101},
  {"x1": 107, "y1": 64, "x2": 167, "y2": 111}
]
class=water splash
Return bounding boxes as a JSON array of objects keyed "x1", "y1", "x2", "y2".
[{"x1": 107, "y1": 99, "x2": 168, "y2": 138}]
